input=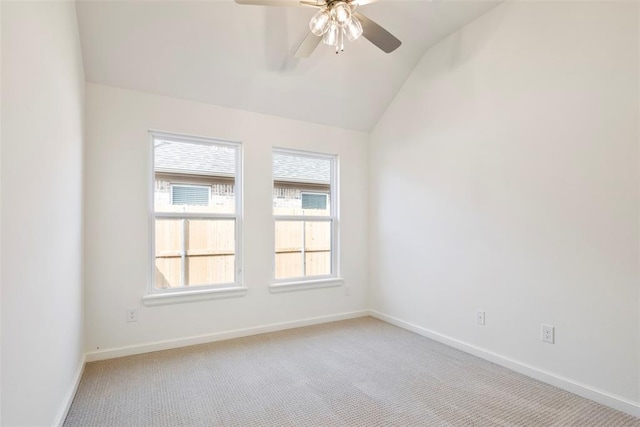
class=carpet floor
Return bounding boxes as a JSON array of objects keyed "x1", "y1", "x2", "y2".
[{"x1": 64, "y1": 317, "x2": 639, "y2": 426}]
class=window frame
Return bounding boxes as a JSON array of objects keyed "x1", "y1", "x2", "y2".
[
  {"x1": 271, "y1": 148, "x2": 342, "y2": 292},
  {"x1": 144, "y1": 131, "x2": 245, "y2": 305}
]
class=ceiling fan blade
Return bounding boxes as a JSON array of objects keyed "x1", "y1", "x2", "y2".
[
  {"x1": 294, "y1": 31, "x2": 322, "y2": 58},
  {"x1": 300, "y1": 0, "x2": 326, "y2": 6},
  {"x1": 235, "y1": 0, "x2": 301, "y2": 6},
  {"x1": 354, "y1": 12, "x2": 401, "y2": 53}
]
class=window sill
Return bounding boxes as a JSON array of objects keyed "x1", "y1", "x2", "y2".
[
  {"x1": 269, "y1": 278, "x2": 344, "y2": 294},
  {"x1": 142, "y1": 286, "x2": 247, "y2": 306}
]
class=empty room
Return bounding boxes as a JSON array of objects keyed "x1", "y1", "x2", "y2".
[{"x1": 2, "y1": 0, "x2": 640, "y2": 425}]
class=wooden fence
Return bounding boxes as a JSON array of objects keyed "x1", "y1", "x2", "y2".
[{"x1": 154, "y1": 219, "x2": 330, "y2": 288}]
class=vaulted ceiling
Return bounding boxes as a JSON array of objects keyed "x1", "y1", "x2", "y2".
[{"x1": 76, "y1": 0, "x2": 501, "y2": 132}]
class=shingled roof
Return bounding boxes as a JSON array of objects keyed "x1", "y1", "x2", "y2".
[
  {"x1": 155, "y1": 139, "x2": 236, "y2": 176},
  {"x1": 155, "y1": 139, "x2": 330, "y2": 183},
  {"x1": 273, "y1": 152, "x2": 330, "y2": 184}
]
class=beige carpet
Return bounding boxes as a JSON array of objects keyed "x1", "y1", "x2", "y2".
[{"x1": 64, "y1": 317, "x2": 639, "y2": 426}]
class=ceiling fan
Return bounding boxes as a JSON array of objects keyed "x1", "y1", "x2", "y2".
[{"x1": 235, "y1": 0, "x2": 401, "y2": 57}]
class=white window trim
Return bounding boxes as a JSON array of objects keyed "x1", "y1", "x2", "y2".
[
  {"x1": 142, "y1": 286, "x2": 248, "y2": 306},
  {"x1": 270, "y1": 278, "x2": 343, "y2": 294},
  {"x1": 147, "y1": 130, "x2": 244, "y2": 304},
  {"x1": 271, "y1": 148, "x2": 341, "y2": 293}
]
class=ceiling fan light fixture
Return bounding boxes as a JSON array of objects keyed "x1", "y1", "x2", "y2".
[
  {"x1": 331, "y1": 2, "x2": 352, "y2": 27},
  {"x1": 322, "y1": 21, "x2": 339, "y2": 46},
  {"x1": 309, "y1": 9, "x2": 330, "y2": 36},
  {"x1": 237, "y1": 0, "x2": 402, "y2": 57},
  {"x1": 344, "y1": 16, "x2": 363, "y2": 41}
]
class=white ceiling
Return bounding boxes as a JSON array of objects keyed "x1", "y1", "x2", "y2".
[{"x1": 76, "y1": 0, "x2": 501, "y2": 132}]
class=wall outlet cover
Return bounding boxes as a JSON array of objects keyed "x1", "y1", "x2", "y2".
[{"x1": 541, "y1": 324, "x2": 554, "y2": 344}]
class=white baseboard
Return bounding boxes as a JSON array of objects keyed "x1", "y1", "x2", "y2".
[
  {"x1": 370, "y1": 310, "x2": 640, "y2": 419},
  {"x1": 86, "y1": 310, "x2": 369, "y2": 362},
  {"x1": 53, "y1": 355, "x2": 86, "y2": 427}
]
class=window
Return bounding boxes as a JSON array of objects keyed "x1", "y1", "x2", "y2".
[
  {"x1": 149, "y1": 132, "x2": 242, "y2": 298},
  {"x1": 301, "y1": 193, "x2": 328, "y2": 210},
  {"x1": 171, "y1": 184, "x2": 210, "y2": 206},
  {"x1": 272, "y1": 149, "x2": 338, "y2": 286}
]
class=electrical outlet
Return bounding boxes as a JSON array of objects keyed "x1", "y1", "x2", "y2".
[
  {"x1": 541, "y1": 324, "x2": 554, "y2": 344},
  {"x1": 476, "y1": 311, "x2": 485, "y2": 325},
  {"x1": 127, "y1": 308, "x2": 138, "y2": 323},
  {"x1": 344, "y1": 286, "x2": 350, "y2": 296}
]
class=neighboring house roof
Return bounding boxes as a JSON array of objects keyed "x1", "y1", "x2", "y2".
[
  {"x1": 155, "y1": 139, "x2": 330, "y2": 184},
  {"x1": 273, "y1": 153, "x2": 330, "y2": 184},
  {"x1": 155, "y1": 140, "x2": 236, "y2": 176}
]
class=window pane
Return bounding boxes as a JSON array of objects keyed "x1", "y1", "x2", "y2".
[
  {"x1": 275, "y1": 221, "x2": 303, "y2": 279},
  {"x1": 301, "y1": 193, "x2": 327, "y2": 210},
  {"x1": 275, "y1": 220, "x2": 331, "y2": 280},
  {"x1": 155, "y1": 257, "x2": 181, "y2": 289},
  {"x1": 306, "y1": 251, "x2": 331, "y2": 276},
  {"x1": 156, "y1": 139, "x2": 236, "y2": 175},
  {"x1": 273, "y1": 186, "x2": 330, "y2": 216},
  {"x1": 273, "y1": 152, "x2": 330, "y2": 182},
  {"x1": 155, "y1": 139, "x2": 236, "y2": 214},
  {"x1": 273, "y1": 152, "x2": 331, "y2": 216},
  {"x1": 155, "y1": 218, "x2": 183, "y2": 289},
  {"x1": 154, "y1": 218, "x2": 235, "y2": 289},
  {"x1": 172, "y1": 185, "x2": 209, "y2": 206},
  {"x1": 186, "y1": 219, "x2": 235, "y2": 286},
  {"x1": 305, "y1": 221, "x2": 331, "y2": 276}
]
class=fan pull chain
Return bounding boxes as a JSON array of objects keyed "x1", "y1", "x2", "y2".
[{"x1": 335, "y1": 28, "x2": 345, "y2": 54}]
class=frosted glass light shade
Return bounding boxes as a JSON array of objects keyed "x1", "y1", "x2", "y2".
[
  {"x1": 331, "y1": 2, "x2": 351, "y2": 27},
  {"x1": 322, "y1": 22, "x2": 339, "y2": 46},
  {"x1": 309, "y1": 9, "x2": 330, "y2": 36},
  {"x1": 344, "y1": 16, "x2": 363, "y2": 41}
]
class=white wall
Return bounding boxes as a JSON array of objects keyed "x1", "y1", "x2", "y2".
[
  {"x1": 370, "y1": 0, "x2": 639, "y2": 409},
  {"x1": 84, "y1": 83, "x2": 368, "y2": 354},
  {"x1": 0, "y1": 2, "x2": 3, "y2": 423},
  {"x1": 1, "y1": 1, "x2": 85, "y2": 425},
  {"x1": 0, "y1": 2, "x2": 4, "y2": 423}
]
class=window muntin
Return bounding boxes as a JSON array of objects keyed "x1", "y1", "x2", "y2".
[
  {"x1": 151, "y1": 133, "x2": 241, "y2": 293},
  {"x1": 273, "y1": 149, "x2": 337, "y2": 282}
]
